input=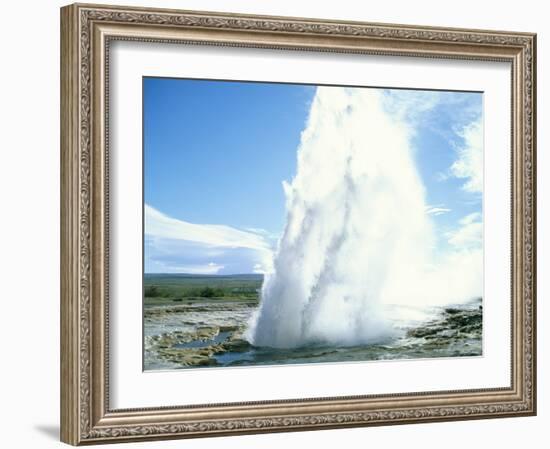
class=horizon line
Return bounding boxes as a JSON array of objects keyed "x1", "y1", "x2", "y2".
[{"x1": 144, "y1": 272, "x2": 264, "y2": 276}]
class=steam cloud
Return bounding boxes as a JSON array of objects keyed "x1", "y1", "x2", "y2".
[{"x1": 246, "y1": 87, "x2": 482, "y2": 349}]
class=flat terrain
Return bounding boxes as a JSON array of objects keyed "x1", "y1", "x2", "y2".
[
  {"x1": 144, "y1": 273, "x2": 263, "y2": 306},
  {"x1": 143, "y1": 273, "x2": 483, "y2": 370}
]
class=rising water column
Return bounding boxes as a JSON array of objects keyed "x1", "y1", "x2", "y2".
[{"x1": 247, "y1": 87, "x2": 437, "y2": 349}]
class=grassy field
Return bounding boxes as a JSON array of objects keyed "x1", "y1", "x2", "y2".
[{"x1": 144, "y1": 273, "x2": 263, "y2": 306}]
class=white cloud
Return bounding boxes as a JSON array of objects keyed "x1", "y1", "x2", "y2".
[
  {"x1": 460, "y1": 212, "x2": 482, "y2": 225},
  {"x1": 447, "y1": 212, "x2": 483, "y2": 248},
  {"x1": 148, "y1": 260, "x2": 224, "y2": 275},
  {"x1": 426, "y1": 205, "x2": 451, "y2": 216},
  {"x1": 450, "y1": 118, "x2": 483, "y2": 193},
  {"x1": 145, "y1": 204, "x2": 274, "y2": 274},
  {"x1": 145, "y1": 204, "x2": 271, "y2": 251},
  {"x1": 244, "y1": 227, "x2": 279, "y2": 241},
  {"x1": 382, "y1": 90, "x2": 442, "y2": 124},
  {"x1": 253, "y1": 263, "x2": 267, "y2": 274}
]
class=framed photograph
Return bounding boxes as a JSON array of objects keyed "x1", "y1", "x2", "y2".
[{"x1": 60, "y1": 3, "x2": 537, "y2": 445}]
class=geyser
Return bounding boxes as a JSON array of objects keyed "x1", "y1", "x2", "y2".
[{"x1": 246, "y1": 87, "x2": 482, "y2": 349}]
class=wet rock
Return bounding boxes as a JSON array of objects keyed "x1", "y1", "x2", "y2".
[
  {"x1": 222, "y1": 338, "x2": 252, "y2": 353},
  {"x1": 403, "y1": 305, "x2": 482, "y2": 357},
  {"x1": 407, "y1": 326, "x2": 444, "y2": 338},
  {"x1": 444, "y1": 307, "x2": 461, "y2": 315}
]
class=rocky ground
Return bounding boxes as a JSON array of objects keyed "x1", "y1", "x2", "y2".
[
  {"x1": 144, "y1": 301, "x2": 254, "y2": 369},
  {"x1": 144, "y1": 299, "x2": 482, "y2": 370},
  {"x1": 397, "y1": 302, "x2": 483, "y2": 357}
]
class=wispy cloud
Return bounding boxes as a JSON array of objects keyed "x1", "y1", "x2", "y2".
[
  {"x1": 145, "y1": 204, "x2": 274, "y2": 274},
  {"x1": 147, "y1": 260, "x2": 224, "y2": 275},
  {"x1": 243, "y1": 227, "x2": 280, "y2": 241},
  {"x1": 446, "y1": 212, "x2": 482, "y2": 249},
  {"x1": 145, "y1": 204, "x2": 272, "y2": 251},
  {"x1": 449, "y1": 118, "x2": 483, "y2": 193},
  {"x1": 426, "y1": 205, "x2": 452, "y2": 216},
  {"x1": 386, "y1": 91, "x2": 482, "y2": 196},
  {"x1": 382, "y1": 89, "x2": 442, "y2": 125}
]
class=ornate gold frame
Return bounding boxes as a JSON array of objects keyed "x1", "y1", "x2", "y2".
[{"x1": 60, "y1": 3, "x2": 537, "y2": 445}]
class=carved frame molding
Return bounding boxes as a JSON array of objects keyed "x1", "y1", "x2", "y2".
[{"x1": 61, "y1": 3, "x2": 536, "y2": 445}]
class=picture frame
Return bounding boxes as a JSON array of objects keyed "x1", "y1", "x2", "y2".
[{"x1": 60, "y1": 2, "x2": 537, "y2": 445}]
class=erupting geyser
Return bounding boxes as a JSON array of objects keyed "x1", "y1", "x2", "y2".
[{"x1": 246, "y1": 87, "x2": 482, "y2": 349}]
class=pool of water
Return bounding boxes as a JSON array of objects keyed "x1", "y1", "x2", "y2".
[{"x1": 174, "y1": 331, "x2": 232, "y2": 349}]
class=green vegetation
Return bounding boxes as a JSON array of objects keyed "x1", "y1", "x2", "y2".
[{"x1": 144, "y1": 273, "x2": 263, "y2": 306}]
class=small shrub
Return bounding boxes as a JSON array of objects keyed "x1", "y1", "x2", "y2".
[
  {"x1": 144, "y1": 285, "x2": 159, "y2": 297},
  {"x1": 199, "y1": 287, "x2": 216, "y2": 298}
]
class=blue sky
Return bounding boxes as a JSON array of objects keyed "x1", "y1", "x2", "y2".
[
  {"x1": 144, "y1": 77, "x2": 482, "y2": 274},
  {"x1": 144, "y1": 78, "x2": 314, "y2": 234}
]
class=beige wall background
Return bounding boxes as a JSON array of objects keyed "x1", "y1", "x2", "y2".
[{"x1": 0, "y1": 1, "x2": 545, "y2": 447}]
